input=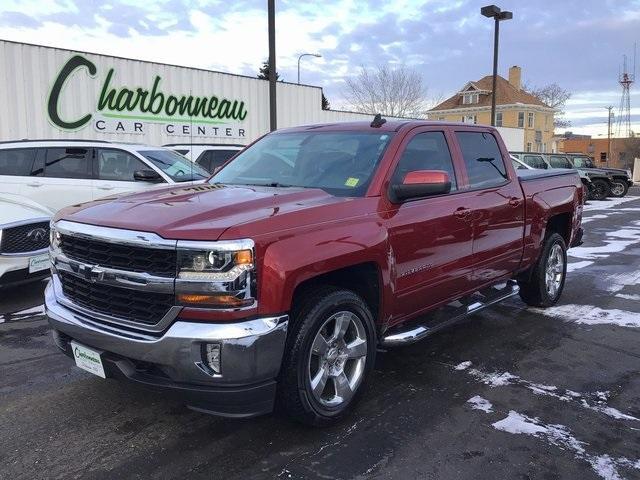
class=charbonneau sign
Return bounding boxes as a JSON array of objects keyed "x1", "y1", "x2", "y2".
[{"x1": 47, "y1": 54, "x2": 248, "y2": 138}]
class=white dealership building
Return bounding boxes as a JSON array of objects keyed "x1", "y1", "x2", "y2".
[{"x1": 0, "y1": 40, "x2": 523, "y2": 149}]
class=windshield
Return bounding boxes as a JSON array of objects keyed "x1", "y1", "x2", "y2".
[
  {"x1": 210, "y1": 131, "x2": 393, "y2": 196},
  {"x1": 572, "y1": 156, "x2": 594, "y2": 168},
  {"x1": 140, "y1": 149, "x2": 210, "y2": 182}
]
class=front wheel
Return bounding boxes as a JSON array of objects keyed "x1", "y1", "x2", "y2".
[
  {"x1": 609, "y1": 180, "x2": 629, "y2": 198},
  {"x1": 590, "y1": 179, "x2": 610, "y2": 200},
  {"x1": 277, "y1": 287, "x2": 376, "y2": 426},
  {"x1": 518, "y1": 232, "x2": 567, "y2": 307}
]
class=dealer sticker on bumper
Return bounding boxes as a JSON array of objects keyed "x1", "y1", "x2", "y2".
[
  {"x1": 28, "y1": 254, "x2": 50, "y2": 273},
  {"x1": 71, "y1": 342, "x2": 105, "y2": 378}
]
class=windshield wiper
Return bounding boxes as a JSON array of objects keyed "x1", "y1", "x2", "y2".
[{"x1": 245, "y1": 182, "x2": 297, "y2": 188}]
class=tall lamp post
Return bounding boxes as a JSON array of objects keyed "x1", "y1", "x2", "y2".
[
  {"x1": 481, "y1": 5, "x2": 513, "y2": 126},
  {"x1": 268, "y1": 0, "x2": 277, "y2": 131},
  {"x1": 297, "y1": 53, "x2": 322, "y2": 84}
]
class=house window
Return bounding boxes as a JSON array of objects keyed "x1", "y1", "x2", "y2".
[
  {"x1": 462, "y1": 93, "x2": 479, "y2": 104},
  {"x1": 526, "y1": 142, "x2": 532, "y2": 152},
  {"x1": 462, "y1": 115, "x2": 477, "y2": 124},
  {"x1": 496, "y1": 112, "x2": 503, "y2": 127},
  {"x1": 528, "y1": 112, "x2": 535, "y2": 128},
  {"x1": 518, "y1": 112, "x2": 525, "y2": 128},
  {"x1": 600, "y1": 152, "x2": 607, "y2": 162}
]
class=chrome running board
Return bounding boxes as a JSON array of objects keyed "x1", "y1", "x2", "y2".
[{"x1": 381, "y1": 280, "x2": 520, "y2": 347}]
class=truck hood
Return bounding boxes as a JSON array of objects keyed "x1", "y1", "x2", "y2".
[{"x1": 55, "y1": 183, "x2": 356, "y2": 240}]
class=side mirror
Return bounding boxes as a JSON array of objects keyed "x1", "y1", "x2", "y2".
[
  {"x1": 133, "y1": 169, "x2": 164, "y2": 183},
  {"x1": 390, "y1": 170, "x2": 451, "y2": 203}
]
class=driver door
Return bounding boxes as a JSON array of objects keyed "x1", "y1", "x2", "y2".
[{"x1": 385, "y1": 128, "x2": 476, "y2": 322}]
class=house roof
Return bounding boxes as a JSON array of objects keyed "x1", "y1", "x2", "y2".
[{"x1": 429, "y1": 75, "x2": 549, "y2": 111}]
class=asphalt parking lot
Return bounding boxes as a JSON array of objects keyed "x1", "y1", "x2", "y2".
[{"x1": 1, "y1": 189, "x2": 639, "y2": 480}]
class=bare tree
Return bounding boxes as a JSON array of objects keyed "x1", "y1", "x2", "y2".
[
  {"x1": 343, "y1": 65, "x2": 427, "y2": 118},
  {"x1": 525, "y1": 82, "x2": 572, "y2": 129}
]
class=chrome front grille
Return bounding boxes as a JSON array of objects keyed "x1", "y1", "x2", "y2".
[
  {"x1": 60, "y1": 234, "x2": 176, "y2": 277},
  {"x1": 58, "y1": 271, "x2": 173, "y2": 325}
]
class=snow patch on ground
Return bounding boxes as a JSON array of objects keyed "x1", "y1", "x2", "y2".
[
  {"x1": 456, "y1": 364, "x2": 639, "y2": 422},
  {"x1": 536, "y1": 304, "x2": 640, "y2": 328},
  {"x1": 583, "y1": 196, "x2": 640, "y2": 212},
  {"x1": 567, "y1": 260, "x2": 594, "y2": 272},
  {"x1": 602, "y1": 271, "x2": 640, "y2": 293},
  {"x1": 466, "y1": 395, "x2": 493, "y2": 413},
  {"x1": 581, "y1": 214, "x2": 610, "y2": 224},
  {"x1": 491, "y1": 410, "x2": 639, "y2": 480},
  {"x1": 454, "y1": 361, "x2": 472, "y2": 371},
  {"x1": 615, "y1": 293, "x2": 640, "y2": 300},
  {"x1": 569, "y1": 224, "x2": 640, "y2": 260}
]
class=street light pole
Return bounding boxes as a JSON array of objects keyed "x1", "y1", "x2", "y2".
[
  {"x1": 297, "y1": 53, "x2": 322, "y2": 84},
  {"x1": 481, "y1": 5, "x2": 513, "y2": 126},
  {"x1": 268, "y1": 0, "x2": 276, "y2": 132},
  {"x1": 606, "y1": 105, "x2": 613, "y2": 167}
]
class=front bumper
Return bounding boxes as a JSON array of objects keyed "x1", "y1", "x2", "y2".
[
  {"x1": 0, "y1": 255, "x2": 50, "y2": 288},
  {"x1": 45, "y1": 281, "x2": 289, "y2": 417}
]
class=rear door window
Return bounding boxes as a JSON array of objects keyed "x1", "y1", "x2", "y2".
[
  {"x1": 523, "y1": 155, "x2": 547, "y2": 169},
  {"x1": 0, "y1": 148, "x2": 37, "y2": 176},
  {"x1": 455, "y1": 131, "x2": 508, "y2": 188},
  {"x1": 96, "y1": 149, "x2": 148, "y2": 181},
  {"x1": 44, "y1": 148, "x2": 92, "y2": 179},
  {"x1": 548, "y1": 155, "x2": 573, "y2": 169}
]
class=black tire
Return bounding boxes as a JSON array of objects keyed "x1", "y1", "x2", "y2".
[
  {"x1": 590, "y1": 179, "x2": 610, "y2": 201},
  {"x1": 518, "y1": 232, "x2": 567, "y2": 307},
  {"x1": 277, "y1": 286, "x2": 377, "y2": 426},
  {"x1": 609, "y1": 180, "x2": 629, "y2": 198}
]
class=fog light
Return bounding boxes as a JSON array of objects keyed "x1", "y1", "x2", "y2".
[{"x1": 203, "y1": 343, "x2": 221, "y2": 374}]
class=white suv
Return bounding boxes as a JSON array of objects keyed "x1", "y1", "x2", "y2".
[
  {"x1": 0, "y1": 140, "x2": 210, "y2": 212},
  {"x1": 164, "y1": 143, "x2": 243, "y2": 173}
]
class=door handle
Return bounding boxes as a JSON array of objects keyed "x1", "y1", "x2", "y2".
[
  {"x1": 97, "y1": 185, "x2": 114, "y2": 190},
  {"x1": 508, "y1": 197, "x2": 522, "y2": 207},
  {"x1": 27, "y1": 181, "x2": 43, "y2": 187},
  {"x1": 454, "y1": 207, "x2": 470, "y2": 219}
]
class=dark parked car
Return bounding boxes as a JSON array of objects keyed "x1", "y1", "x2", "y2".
[
  {"x1": 565, "y1": 153, "x2": 633, "y2": 197},
  {"x1": 512, "y1": 152, "x2": 614, "y2": 201}
]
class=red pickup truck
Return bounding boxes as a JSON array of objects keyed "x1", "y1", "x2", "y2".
[{"x1": 46, "y1": 119, "x2": 583, "y2": 425}]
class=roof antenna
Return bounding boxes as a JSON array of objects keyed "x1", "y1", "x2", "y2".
[{"x1": 370, "y1": 113, "x2": 386, "y2": 128}]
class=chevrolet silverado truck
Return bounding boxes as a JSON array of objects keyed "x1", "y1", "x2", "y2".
[{"x1": 46, "y1": 119, "x2": 583, "y2": 426}]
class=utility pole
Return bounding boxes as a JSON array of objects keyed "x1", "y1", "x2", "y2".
[
  {"x1": 268, "y1": 0, "x2": 277, "y2": 131},
  {"x1": 606, "y1": 105, "x2": 613, "y2": 167}
]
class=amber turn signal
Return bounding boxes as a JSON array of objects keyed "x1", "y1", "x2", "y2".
[
  {"x1": 177, "y1": 293, "x2": 251, "y2": 307},
  {"x1": 234, "y1": 249, "x2": 253, "y2": 265}
]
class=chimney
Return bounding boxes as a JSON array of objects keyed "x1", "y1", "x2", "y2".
[{"x1": 508, "y1": 65, "x2": 521, "y2": 90}]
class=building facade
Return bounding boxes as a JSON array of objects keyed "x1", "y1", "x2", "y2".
[
  {"x1": 561, "y1": 136, "x2": 640, "y2": 171},
  {"x1": 427, "y1": 66, "x2": 555, "y2": 153}
]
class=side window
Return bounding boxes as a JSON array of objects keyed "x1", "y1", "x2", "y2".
[
  {"x1": 523, "y1": 155, "x2": 546, "y2": 169},
  {"x1": 456, "y1": 131, "x2": 508, "y2": 189},
  {"x1": 211, "y1": 150, "x2": 237, "y2": 170},
  {"x1": 549, "y1": 155, "x2": 571, "y2": 169},
  {"x1": 96, "y1": 149, "x2": 148, "y2": 181},
  {"x1": 44, "y1": 148, "x2": 91, "y2": 179},
  {"x1": 392, "y1": 132, "x2": 457, "y2": 191},
  {"x1": 0, "y1": 148, "x2": 37, "y2": 176}
]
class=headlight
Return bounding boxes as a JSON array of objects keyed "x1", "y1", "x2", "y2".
[
  {"x1": 176, "y1": 239, "x2": 255, "y2": 309},
  {"x1": 627, "y1": 169, "x2": 632, "y2": 177}
]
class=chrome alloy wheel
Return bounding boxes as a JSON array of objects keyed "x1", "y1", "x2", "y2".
[
  {"x1": 545, "y1": 244, "x2": 564, "y2": 298},
  {"x1": 610, "y1": 181, "x2": 625, "y2": 196},
  {"x1": 307, "y1": 311, "x2": 368, "y2": 408}
]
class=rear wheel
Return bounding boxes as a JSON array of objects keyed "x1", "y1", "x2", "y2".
[
  {"x1": 590, "y1": 179, "x2": 610, "y2": 201},
  {"x1": 277, "y1": 287, "x2": 376, "y2": 426},
  {"x1": 609, "y1": 180, "x2": 628, "y2": 198},
  {"x1": 518, "y1": 232, "x2": 567, "y2": 307}
]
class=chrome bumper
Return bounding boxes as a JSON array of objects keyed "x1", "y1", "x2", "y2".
[{"x1": 45, "y1": 281, "x2": 288, "y2": 387}]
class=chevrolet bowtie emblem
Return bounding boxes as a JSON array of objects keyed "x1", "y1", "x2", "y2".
[{"x1": 78, "y1": 264, "x2": 105, "y2": 283}]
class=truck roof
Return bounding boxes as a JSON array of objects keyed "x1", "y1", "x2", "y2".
[{"x1": 275, "y1": 120, "x2": 496, "y2": 134}]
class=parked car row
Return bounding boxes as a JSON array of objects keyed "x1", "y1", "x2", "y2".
[{"x1": 510, "y1": 152, "x2": 633, "y2": 201}]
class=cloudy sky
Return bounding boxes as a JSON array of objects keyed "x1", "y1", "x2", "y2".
[{"x1": 0, "y1": 0, "x2": 638, "y2": 136}]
